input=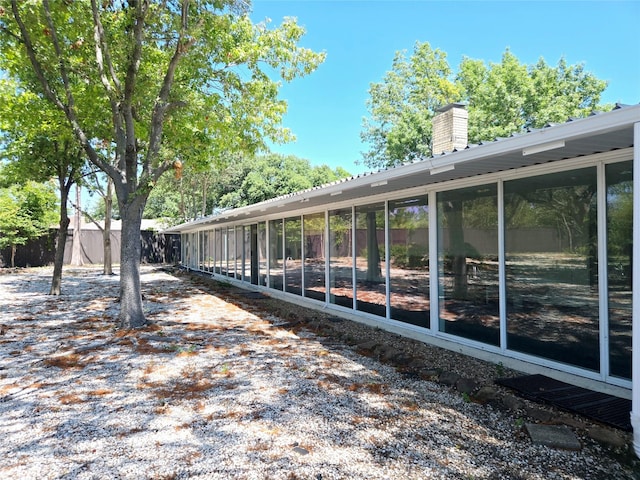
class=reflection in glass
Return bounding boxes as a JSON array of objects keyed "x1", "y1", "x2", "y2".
[
  {"x1": 269, "y1": 219, "x2": 284, "y2": 290},
  {"x1": 437, "y1": 184, "x2": 499, "y2": 345},
  {"x1": 208, "y1": 229, "x2": 214, "y2": 272},
  {"x1": 199, "y1": 231, "x2": 205, "y2": 270},
  {"x1": 227, "y1": 226, "x2": 236, "y2": 278},
  {"x1": 243, "y1": 226, "x2": 252, "y2": 282},
  {"x1": 235, "y1": 226, "x2": 243, "y2": 279},
  {"x1": 505, "y1": 168, "x2": 599, "y2": 371},
  {"x1": 217, "y1": 228, "x2": 226, "y2": 275},
  {"x1": 329, "y1": 208, "x2": 353, "y2": 308},
  {"x1": 258, "y1": 222, "x2": 267, "y2": 286},
  {"x1": 389, "y1": 195, "x2": 430, "y2": 327},
  {"x1": 606, "y1": 161, "x2": 632, "y2": 380},
  {"x1": 355, "y1": 203, "x2": 386, "y2": 317},
  {"x1": 285, "y1": 217, "x2": 302, "y2": 295},
  {"x1": 304, "y1": 213, "x2": 326, "y2": 301}
]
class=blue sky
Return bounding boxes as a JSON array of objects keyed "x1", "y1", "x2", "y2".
[{"x1": 249, "y1": 0, "x2": 640, "y2": 175}]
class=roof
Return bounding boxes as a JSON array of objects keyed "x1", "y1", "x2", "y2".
[{"x1": 166, "y1": 103, "x2": 640, "y2": 234}]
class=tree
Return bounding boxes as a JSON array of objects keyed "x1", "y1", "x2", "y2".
[
  {"x1": 0, "y1": 79, "x2": 85, "y2": 294},
  {"x1": 458, "y1": 51, "x2": 608, "y2": 143},
  {"x1": 146, "y1": 153, "x2": 351, "y2": 220},
  {"x1": 1, "y1": 1, "x2": 325, "y2": 328},
  {"x1": 214, "y1": 153, "x2": 350, "y2": 208},
  {"x1": 0, "y1": 181, "x2": 57, "y2": 267},
  {"x1": 361, "y1": 44, "x2": 609, "y2": 169},
  {"x1": 360, "y1": 42, "x2": 460, "y2": 168}
]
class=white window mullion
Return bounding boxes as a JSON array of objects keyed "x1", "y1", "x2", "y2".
[
  {"x1": 301, "y1": 216, "x2": 306, "y2": 296},
  {"x1": 597, "y1": 162, "x2": 609, "y2": 381},
  {"x1": 352, "y1": 205, "x2": 357, "y2": 311},
  {"x1": 428, "y1": 190, "x2": 438, "y2": 333},
  {"x1": 498, "y1": 180, "x2": 507, "y2": 352},
  {"x1": 324, "y1": 210, "x2": 330, "y2": 306},
  {"x1": 385, "y1": 200, "x2": 391, "y2": 319},
  {"x1": 265, "y1": 221, "x2": 271, "y2": 288}
]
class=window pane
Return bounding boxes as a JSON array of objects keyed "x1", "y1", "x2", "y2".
[
  {"x1": 199, "y1": 231, "x2": 204, "y2": 270},
  {"x1": 218, "y1": 228, "x2": 227, "y2": 275},
  {"x1": 505, "y1": 168, "x2": 599, "y2": 371},
  {"x1": 606, "y1": 161, "x2": 632, "y2": 380},
  {"x1": 269, "y1": 220, "x2": 284, "y2": 290},
  {"x1": 285, "y1": 217, "x2": 302, "y2": 295},
  {"x1": 227, "y1": 227, "x2": 236, "y2": 278},
  {"x1": 258, "y1": 222, "x2": 267, "y2": 286},
  {"x1": 235, "y1": 226, "x2": 243, "y2": 279},
  {"x1": 437, "y1": 184, "x2": 499, "y2": 345},
  {"x1": 242, "y1": 226, "x2": 251, "y2": 282},
  {"x1": 208, "y1": 230, "x2": 214, "y2": 271},
  {"x1": 329, "y1": 208, "x2": 353, "y2": 308},
  {"x1": 304, "y1": 213, "x2": 326, "y2": 301},
  {"x1": 355, "y1": 203, "x2": 386, "y2": 317},
  {"x1": 389, "y1": 195, "x2": 430, "y2": 327}
]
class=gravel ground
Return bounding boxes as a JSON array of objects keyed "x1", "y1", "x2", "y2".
[{"x1": 0, "y1": 265, "x2": 638, "y2": 479}]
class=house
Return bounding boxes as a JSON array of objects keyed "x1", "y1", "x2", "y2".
[{"x1": 166, "y1": 103, "x2": 640, "y2": 455}]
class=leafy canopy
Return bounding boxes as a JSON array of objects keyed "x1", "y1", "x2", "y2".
[
  {"x1": 0, "y1": 180, "x2": 57, "y2": 251},
  {"x1": 144, "y1": 153, "x2": 351, "y2": 223},
  {"x1": 361, "y1": 43, "x2": 609, "y2": 169}
]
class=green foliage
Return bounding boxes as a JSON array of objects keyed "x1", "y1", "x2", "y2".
[
  {"x1": 145, "y1": 153, "x2": 351, "y2": 221},
  {"x1": 0, "y1": 180, "x2": 57, "y2": 259},
  {"x1": 361, "y1": 43, "x2": 609, "y2": 169},
  {"x1": 361, "y1": 42, "x2": 460, "y2": 168},
  {"x1": 0, "y1": 1, "x2": 325, "y2": 325},
  {"x1": 389, "y1": 243, "x2": 428, "y2": 269}
]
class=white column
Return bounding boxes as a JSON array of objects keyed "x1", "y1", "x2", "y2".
[{"x1": 632, "y1": 121, "x2": 640, "y2": 458}]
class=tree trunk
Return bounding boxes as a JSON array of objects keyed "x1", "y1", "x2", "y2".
[
  {"x1": 70, "y1": 183, "x2": 84, "y2": 266},
  {"x1": 103, "y1": 178, "x2": 113, "y2": 275},
  {"x1": 365, "y1": 211, "x2": 381, "y2": 281},
  {"x1": 118, "y1": 199, "x2": 147, "y2": 329},
  {"x1": 50, "y1": 185, "x2": 71, "y2": 295},
  {"x1": 445, "y1": 201, "x2": 468, "y2": 299},
  {"x1": 10, "y1": 245, "x2": 16, "y2": 268}
]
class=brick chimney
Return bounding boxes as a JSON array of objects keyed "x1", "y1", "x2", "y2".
[{"x1": 432, "y1": 103, "x2": 468, "y2": 155}]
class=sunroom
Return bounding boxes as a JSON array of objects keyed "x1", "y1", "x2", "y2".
[{"x1": 166, "y1": 103, "x2": 640, "y2": 454}]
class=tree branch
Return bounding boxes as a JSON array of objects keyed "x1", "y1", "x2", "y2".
[
  {"x1": 90, "y1": 0, "x2": 126, "y2": 176},
  {"x1": 10, "y1": 1, "x2": 122, "y2": 187},
  {"x1": 122, "y1": 0, "x2": 149, "y2": 188},
  {"x1": 145, "y1": 0, "x2": 196, "y2": 174},
  {"x1": 90, "y1": 0, "x2": 122, "y2": 96},
  {"x1": 9, "y1": 1, "x2": 65, "y2": 111}
]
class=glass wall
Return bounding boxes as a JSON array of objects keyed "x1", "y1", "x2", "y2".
[
  {"x1": 209, "y1": 229, "x2": 215, "y2": 272},
  {"x1": 269, "y1": 219, "x2": 284, "y2": 290},
  {"x1": 203, "y1": 231, "x2": 210, "y2": 271},
  {"x1": 219, "y1": 228, "x2": 228, "y2": 275},
  {"x1": 355, "y1": 203, "x2": 386, "y2": 317},
  {"x1": 505, "y1": 168, "x2": 599, "y2": 371},
  {"x1": 329, "y1": 208, "x2": 353, "y2": 308},
  {"x1": 304, "y1": 213, "x2": 326, "y2": 301},
  {"x1": 389, "y1": 195, "x2": 430, "y2": 327},
  {"x1": 437, "y1": 184, "x2": 499, "y2": 346},
  {"x1": 186, "y1": 154, "x2": 633, "y2": 385},
  {"x1": 285, "y1": 217, "x2": 302, "y2": 295},
  {"x1": 258, "y1": 222, "x2": 267, "y2": 286},
  {"x1": 235, "y1": 226, "x2": 243, "y2": 279},
  {"x1": 243, "y1": 226, "x2": 251, "y2": 282},
  {"x1": 227, "y1": 226, "x2": 236, "y2": 278},
  {"x1": 606, "y1": 161, "x2": 632, "y2": 380}
]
